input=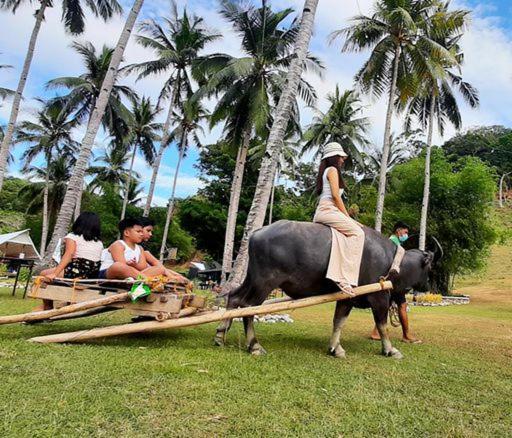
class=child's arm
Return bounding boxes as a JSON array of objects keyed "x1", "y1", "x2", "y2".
[
  {"x1": 132, "y1": 248, "x2": 149, "y2": 271},
  {"x1": 144, "y1": 250, "x2": 159, "y2": 267},
  {"x1": 110, "y1": 242, "x2": 128, "y2": 264},
  {"x1": 44, "y1": 238, "x2": 76, "y2": 281}
]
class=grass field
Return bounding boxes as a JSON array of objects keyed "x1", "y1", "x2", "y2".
[{"x1": 0, "y1": 246, "x2": 511, "y2": 437}]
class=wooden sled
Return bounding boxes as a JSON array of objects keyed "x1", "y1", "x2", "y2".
[{"x1": 0, "y1": 276, "x2": 205, "y2": 326}]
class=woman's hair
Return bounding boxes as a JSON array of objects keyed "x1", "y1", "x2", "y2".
[
  {"x1": 72, "y1": 212, "x2": 101, "y2": 241},
  {"x1": 316, "y1": 155, "x2": 346, "y2": 196}
]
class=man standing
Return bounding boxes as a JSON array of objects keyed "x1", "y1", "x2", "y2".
[{"x1": 370, "y1": 221, "x2": 422, "y2": 344}]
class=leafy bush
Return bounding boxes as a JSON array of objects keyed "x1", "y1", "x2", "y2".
[{"x1": 385, "y1": 149, "x2": 497, "y2": 293}]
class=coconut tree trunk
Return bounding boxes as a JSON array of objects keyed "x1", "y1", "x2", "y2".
[
  {"x1": 41, "y1": 0, "x2": 145, "y2": 268},
  {"x1": 221, "y1": 129, "x2": 251, "y2": 283},
  {"x1": 224, "y1": 0, "x2": 319, "y2": 291},
  {"x1": 143, "y1": 79, "x2": 180, "y2": 216},
  {"x1": 268, "y1": 169, "x2": 279, "y2": 225},
  {"x1": 73, "y1": 102, "x2": 96, "y2": 221},
  {"x1": 419, "y1": 97, "x2": 435, "y2": 251},
  {"x1": 0, "y1": 1, "x2": 48, "y2": 191},
  {"x1": 159, "y1": 140, "x2": 186, "y2": 262},
  {"x1": 121, "y1": 143, "x2": 137, "y2": 220},
  {"x1": 40, "y1": 157, "x2": 51, "y2": 257},
  {"x1": 499, "y1": 172, "x2": 511, "y2": 208},
  {"x1": 73, "y1": 185, "x2": 83, "y2": 220},
  {"x1": 374, "y1": 44, "x2": 402, "y2": 233}
]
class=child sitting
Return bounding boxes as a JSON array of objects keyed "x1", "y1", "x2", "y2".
[
  {"x1": 139, "y1": 217, "x2": 188, "y2": 283},
  {"x1": 99, "y1": 218, "x2": 167, "y2": 280},
  {"x1": 42, "y1": 212, "x2": 103, "y2": 282},
  {"x1": 39, "y1": 212, "x2": 104, "y2": 310}
]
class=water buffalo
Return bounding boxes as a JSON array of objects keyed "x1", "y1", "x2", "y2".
[{"x1": 215, "y1": 220, "x2": 434, "y2": 359}]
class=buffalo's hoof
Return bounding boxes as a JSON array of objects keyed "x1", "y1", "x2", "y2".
[
  {"x1": 214, "y1": 333, "x2": 225, "y2": 347},
  {"x1": 249, "y1": 344, "x2": 267, "y2": 356},
  {"x1": 328, "y1": 345, "x2": 346, "y2": 359},
  {"x1": 383, "y1": 348, "x2": 404, "y2": 359}
]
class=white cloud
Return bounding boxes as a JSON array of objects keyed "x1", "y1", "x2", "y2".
[{"x1": 1, "y1": 0, "x2": 511, "y2": 196}]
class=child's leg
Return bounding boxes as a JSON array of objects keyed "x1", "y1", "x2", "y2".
[
  {"x1": 141, "y1": 265, "x2": 166, "y2": 277},
  {"x1": 106, "y1": 262, "x2": 141, "y2": 280},
  {"x1": 33, "y1": 268, "x2": 57, "y2": 311}
]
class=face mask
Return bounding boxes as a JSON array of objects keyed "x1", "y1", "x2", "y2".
[{"x1": 399, "y1": 234, "x2": 409, "y2": 243}]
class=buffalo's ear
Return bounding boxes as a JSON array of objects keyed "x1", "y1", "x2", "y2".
[{"x1": 422, "y1": 251, "x2": 434, "y2": 268}]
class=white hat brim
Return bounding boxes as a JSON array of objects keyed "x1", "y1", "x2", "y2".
[{"x1": 322, "y1": 150, "x2": 348, "y2": 159}]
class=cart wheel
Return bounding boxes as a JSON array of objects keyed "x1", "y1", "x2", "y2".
[{"x1": 155, "y1": 312, "x2": 168, "y2": 322}]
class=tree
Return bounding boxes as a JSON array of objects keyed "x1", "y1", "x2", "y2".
[
  {"x1": 0, "y1": 59, "x2": 14, "y2": 100},
  {"x1": 195, "y1": 0, "x2": 321, "y2": 282},
  {"x1": 159, "y1": 98, "x2": 208, "y2": 261},
  {"x1": 120, "y1": 96, "x2": 159, "y2": 220},
  {"x1": 125, "y1": 1, "x2": 220, "y2": 215},
  {"x1": 0, "y1": 0, "x2": 122, "y2": 191},
  {"x1": 302, "y1": 87, "x2": 369, "y2": 168},
  {"x1": 224, "y1": 0, "x2": 320, "y2": 291},
  {"x1": 402, "y1": 3, "x2": 478, "y2": 249},
  {"x1": 41, "y1": 0, "x2": 146, "y2": 268},
  {"x1": 20, "y1": 155, "x2": 75, "y2": 246},
  {"x1": 15, "y1": 100, "x2": 78, "y2": 255},
  {"x1": 330, "y1": 0, "x2": 455, "y2": 232},
  {"x1": 47, "y1": 41, "x2": 138, "y2": 218},
  {"x1": 385, "y1": 148, "x2": 496, "y2": 293},
  {"x1": 362, "y1": 130, "x2": 424, "y2": 183},
  {"x1": 88, "y1": 143, "x2": 133, "y2": 193}
]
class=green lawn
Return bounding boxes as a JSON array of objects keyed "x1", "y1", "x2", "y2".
[{"x1": 1, "y1": 246, "x2": 511, "y2": 437}]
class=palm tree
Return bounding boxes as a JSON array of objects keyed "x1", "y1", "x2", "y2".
[
  {"x1": 250, "y1": 137, "x2": 299, "y2": 225},
  {"x1": 330, "y1": 0, "x2": 456, "y2": 232},
  {"x1": 122, "y1": 178, "x2": 144, "y2": 206},
  {"x1": 88, "y1": 143, "x2": 133, "y2": 193},
  {"x1": 195, "y1": 0, "x2": 321, "y2": 281},
  {"x1": 20, "y1": 155, "x2": 74, "y2": 243},
  {"x1": 159, "y1": 98, "x2": 208, "y2": 261},
  {"x1": 224, "y1": 0, "x2": 320, "y2": 291},
  {"x1": 401, "y1": 4, "x2": 478, "y2": 249},
  {"x1": 47, "y1": 41, "x2": 138, "y2": 218},
  {"x1": 302, "y1": 87, "x2": 370, "y2": 169},
  {"x1": 362, "y1": 131, "x2": 424, "y2": 181},
  {"x1": 0, "y1": 59, "x2": 14, "y2": 101},
  {"x1": 15, "y1": 100, "x2": 78, "y2": 256},
  {"x1": 125, "y1": 1, "x2": 221, "y2": 216},
  {"x1": 42, "y1": 0, "x2": 146, "y2": 267},
  {"x1": 0, "y1": 0, "x2": 122, "y2": 191},
  {"x1": 120, "y1": 97, "x2": 160, "y2": 220}
]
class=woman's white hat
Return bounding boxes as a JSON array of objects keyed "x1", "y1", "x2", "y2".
[{"x1": 321, "y1": 141, "x2": 348, "y2": 160}]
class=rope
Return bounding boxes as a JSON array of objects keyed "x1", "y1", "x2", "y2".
[{"x1": 389, "y1": 302, "x2": 401, "y2": 327}]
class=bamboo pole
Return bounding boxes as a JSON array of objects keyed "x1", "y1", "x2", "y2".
[
  {"x1": 29, "y1": 281, "x2": 392, "y2": 344},
  {"x1": 0, "y1": 293, "x2": 129, "y2": 325}
]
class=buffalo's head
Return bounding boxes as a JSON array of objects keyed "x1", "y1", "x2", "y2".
[{"x1": 393, "y1": 249, "x2": 435, "y2": 293}]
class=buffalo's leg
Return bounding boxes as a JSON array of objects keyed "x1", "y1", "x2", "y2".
[
  {"x1": 244, "y1": 316, "x2": 266, "y2": 356},
  {"x1": 371, "y1": 304, "x2": 403, "y2": 359},
  {"x1": 328, "y1": 301, "x2": 352, "y2": 358},
  {"x1": 214, "y1": 295, "x2": 237, "y2": 347}
]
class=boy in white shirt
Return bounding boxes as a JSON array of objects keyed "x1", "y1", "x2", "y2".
[{"x1": 99, "y1": 218, "x2": 166, "y2": 280}]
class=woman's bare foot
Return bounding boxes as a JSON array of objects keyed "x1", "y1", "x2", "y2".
[{"x1": 336, "y1": 282, "x2": 355, "y2": 297}]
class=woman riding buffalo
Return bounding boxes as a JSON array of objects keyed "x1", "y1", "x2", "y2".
[{"x1": 313, "y1": 142, "x2": 365, "y2": 296}]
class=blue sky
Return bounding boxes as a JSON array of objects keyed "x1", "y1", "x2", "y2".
[{"x1": 1, "y1": 0, "x2": 511, "y2": 207}]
